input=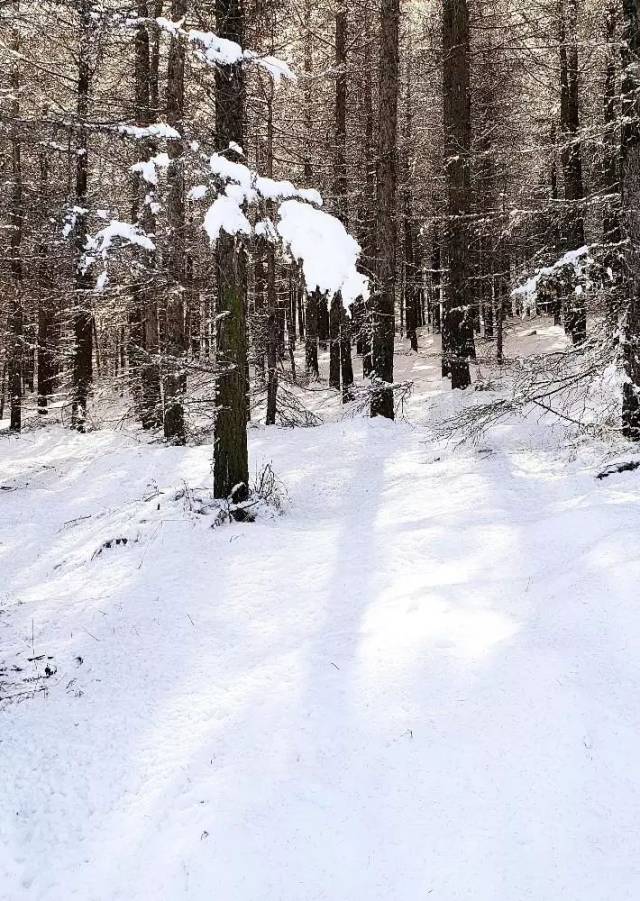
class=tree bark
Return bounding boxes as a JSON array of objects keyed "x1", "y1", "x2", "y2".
[
  {"x1": 559, "y1": 0, "x2": 587, "y2": 343},
  {"x1": 213, "y1": 0, "x2": 249, "y2": 500},
  {"x1": 371, "y1": 0, "x2": 400, "y2": 418},
  {"x1": 71, "y1": 0, "x2": 93, "y2": 431},
  {"x1": 8, "y1": 0, "x2": 23, "y2": 432},
  {"x1": 622, "y1": 0, "x2": 640, "y2": 438},
  {"x1": 163, "y1": 0, "x2": 187, "y2": 443},
  {"x1": 442, "y1": 0, "x2": 474, "y2": 389}
]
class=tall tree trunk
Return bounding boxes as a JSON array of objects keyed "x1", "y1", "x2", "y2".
[
  {"x1": 71, "y1": 0, "x2": 93, "y2": 431},
  {"x1": 442, "y1": 0, "x2": 473, "y2": 389},
  {"x1": 371, "y1": 0, "x2": 400, "y2": 418},
  {"x1": 213, "y1": 0, "x2": 249, "y2": 500},
  {"x1": 559, "y1": 0, "x2": 587, "y2": 343},
  {"x1": 131, "y1": 1, "x2": 162, "y2": 429},
  {"x1": 8, "y1": 0, "x2": 23, "y2": 432},
  {"x1": 402, "y1": 46, "x2": 419, "y2": 353},
  {"x1": 37, "y1": 145, "x2": 55, "y2": 414},
  {"x1": 163, "y1": 0, "x2": 187, "y2": 443},
  {"x1": 621, "y1": 0, "x2": 640, "y2": 438},
  {"x1": 333, "y1": 1, "x2": 354, "y2": 398},
  {"x1": 360, "y1": 2, "x2": 376, "y2": 377},
  {"x1": 604, "y1": 3, "x2": 621, "y2": 246},
  {"x1": 264, "y1": 83, "x2": 278, "y2": 427},
  {"x1": 305, "y1": 290, "x2": 320, "y2": 379}
]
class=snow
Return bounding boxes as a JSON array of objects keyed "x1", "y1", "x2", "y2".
[
  {"x1": 130, "y1": 152, "x2": 170, "y2": 186},
  {"x1": 3, "y1": 321, "x2": 640, "y2": 900},
  {"x1": 202, "y1": 157, "x2": 366, "y2": 305},
  {"x1": 118, "y1": 123, "x2": 181, "y2": 141},
  {"x1": 86, "y1": 220, "x2": 155, "y2": 258},
  {"x1": 513, "y1": 244, "x2": 592, "y2": 308},
  {"x1": 276, "y1": 199, "x2": 369, "y2": 306},
  {"x1": 188, "y1": 185, "x2": 208, "y2": 202},
  {"x1": 203, "y1": 194, "x2": 252, "y2": 242},
  {"x1": 156, "y1": 19, "x2": 294, "y2": 81},
  {"x1": 61, "y1": 206, "x2": 88, "y2": 238}
]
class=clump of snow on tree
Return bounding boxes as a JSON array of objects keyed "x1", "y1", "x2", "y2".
[
  {"x1": 513, "y1": 245, "x2": 592, "y2": 309},
  {"x1": 276, "y1": 200, "x2": 369, "y2": 307}
]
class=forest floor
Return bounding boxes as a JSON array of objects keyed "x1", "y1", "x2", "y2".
[{"x1": 2, "y1": 318, "x2": 640, "y2": 900}]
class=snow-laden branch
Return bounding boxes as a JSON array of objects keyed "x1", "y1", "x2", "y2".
[
  {"x1": 86, "y1": 221, "x2": 155, "y2": 258},
  {"x1": 80, "y1": 220, "x2": 156, "y2": 289},
  {"x1": 276, "y1": 201, "x2": 369, "y2": 308},
  {"x1": 155, "y1": 18, "x2": 295, "y2": 81},
  {"x1": 512, "y1": 245, "x2": 592, "y2": 306},
  {"x1": 117, "y1": 123, "x2": 181, "y2": 140},
  {"x1": 198, "y1": 153, "x2": 368, "y2": 308},
  {"x1": 130, "y1": 151, "x2": 170, "y2": 186}
]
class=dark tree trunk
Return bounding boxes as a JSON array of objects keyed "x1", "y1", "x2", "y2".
[
  {"x1": 431, "y1": 232, "x2": 442, "y2": 333},
  {"x1": 559, "y1": 0, "x2": 587, "y2": 344},
  {"x1": 71, "y1": 0, "x2": 93, "y2": 431},
  {"x1": 37, "y1": 147, "x2": 55, "y2": 414},
  {"x1": 305, "y1": 290, "x2": 320, "y2": 379},
  {"x1": 402, "y1": 49, "x2": 419, "y2": 353},
  {"x1": 622, "y1": 0, "x2": 640, "y2": 438},
  {"x1": 371, "y1": 0, "x2": 400, "y2": 418},
  {"x1": 603, "y1": 2, "x2": 622, "y2": 249},
  {"x1": 213, "y1": 0, "x2": 249, "y2": 500},
  {"x1": 329, "y1": 297, "x2": 341, "y2": 389},
  {"x1": 360, "y1": 4, "x2": 376, "y2": 379},
  {"x1": 340, "y1": 303, "x2": 354, "y2": 401},
  {"x1": 8, "y1": 0, "x2": 23, "y2": 432},
  {"x1": 132, "y1": 0, "x2": 162, "y2": 430},
  {"x1": 333, "y1": 2, "x2": 354, "y2": 398},
  {"x1": 264, "y1": 86, "x2": 278, "y2": 427},
  {"x1": 442, "y1": 0, "x2": 474, "y2": 389},
  {"x1": 163, "y1": 0, "x2": 187, "y2": 443}
]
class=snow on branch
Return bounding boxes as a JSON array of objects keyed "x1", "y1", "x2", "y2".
[
  {"x1": 117, "y1": 123, "x2": 180, "y2": 140},
  {"x1": 86, "y1": 221, "x2": 155, "y2": 258},
  {"x1": 130, "y1": 152, "x2": 170, "y2": 186},
  {"x1": 155, "y1": 18, "x2": 295, "y2": 81},
  {"x1": 199, "y1": 154, "x2": 368, "y2": 308},
  {"x1": 276, "y1": 201, "x2": 369, "y2": 308},
  {"x1": 81, "y1": 220, "x2": 156, "y2": 289},
  {"x1": 512, "y1": 245, "x2": 592, "y2": 306}
]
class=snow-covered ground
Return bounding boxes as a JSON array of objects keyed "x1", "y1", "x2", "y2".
[{"x1": 3, "y1": 320, "x2": 640, "y2": 900}]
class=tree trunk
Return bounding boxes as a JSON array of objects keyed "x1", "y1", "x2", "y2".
[
  {"x1": 371, "y1": 0, "x2": 400, "y2": 418},
  {"x1": 333, "y1": 2, "x2": 354, "y2": 397},
  {"x1": 213, "y1": 0, "x2": 249, "y2": 501},
  {"x1": 305, "y1": 290, "x2": 320, "y2": 379},
  {"x1": 8, "y1": 0, "x2": 23, "y2": 432},
  {"x1": 37, "y1": 146, "x2": 55, "y2": 414},
  {"x1": 71, "y1": 0, "x2": 93, "y2": 431},
  {"x1": 131, "y1": 0, "x2": 162, "y2": 429},
  {"x1": 559, "y1": 0, "x2": 587, "y2": 343},
  {"x1": 163, "y1": 0, "x2": 187, "y2": 443},
  {"x1": 442, "y1": 0, "x2": 473, "y2": 389},
  {"x1": 622, "y1": 0, "x2": 640, "y2": 438}
]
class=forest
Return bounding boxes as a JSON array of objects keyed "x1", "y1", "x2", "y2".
[{"x1": 2, "y1": 1, "x2": 640, "y2": 899}]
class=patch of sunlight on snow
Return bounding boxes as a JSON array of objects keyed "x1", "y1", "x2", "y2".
[{"x1": 360, "y1": 593, "x2": 519, "y2": 665}]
